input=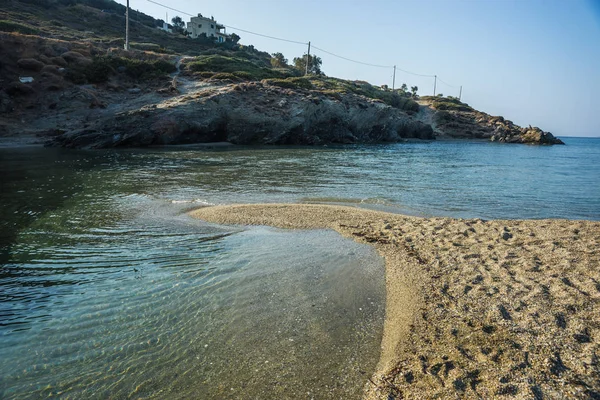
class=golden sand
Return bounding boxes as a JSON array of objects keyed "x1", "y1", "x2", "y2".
[{"x1": 191, "y1": 204, "x2": 600, "y2": 399}]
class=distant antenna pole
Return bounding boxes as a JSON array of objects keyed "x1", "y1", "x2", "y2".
[
  {"x1": 459, "y1": 85, "x2": 462, "y2": 101},
  {"x1": 392, "y1": 65, "x2": 396, "y2": 91},
  {"x1": 125, "y1": 0, "x2": 130, "y2": 50},
  {"x1": 305, "y1": 41, "x2": 311, "y2": 75},
  {"x1": 433, "y1": 75, "x2": 437, "y2": 96}
]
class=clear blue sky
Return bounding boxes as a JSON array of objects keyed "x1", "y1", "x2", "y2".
[{"x1": 118, "y1": 0, "x2": 600, "y2": 137}]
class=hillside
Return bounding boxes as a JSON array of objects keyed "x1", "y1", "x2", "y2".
[{"x1": 0, "y1": 0, "x2": 563, "y2": 146}]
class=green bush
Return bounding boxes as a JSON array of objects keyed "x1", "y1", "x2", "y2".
[
  {"x1": 65, "y1": 56, "x2": 176, "y2": 83},
  {"x1": 82, "y1": 57, "x2": 114, "y2": 83},
  {"x1": 186, "y1": 55, "x2": 292, "y2": 80},
  {"x1": 211, "y1": 72, "x2": 239, "y2": 81},
  {"x1": 232, "y1": 71, "x2": 253, "y2": 80},
  {"x1": 433, "y1": 98, "x2": 473, "y2": 112},
  {"x1": 0, "y1": 20, "x2": 39, "y2": 35},
  {"x1": 130, "y1": 42, "x2": 165, "y2": 52},
  {"x1": 264, "y1": 77, "x2": 313, "y2": 90},
  {"x1": 109, "y1": 57, "x2": 176, "y2": 80}
]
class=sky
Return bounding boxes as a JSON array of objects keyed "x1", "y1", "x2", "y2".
[{"x1": 116, "y1": 0, "x2": 600, "y2": 137}]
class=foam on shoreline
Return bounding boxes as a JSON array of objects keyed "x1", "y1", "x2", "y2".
[{"x1": 191, "y1": 204, "x2": 600, "y2": 399}]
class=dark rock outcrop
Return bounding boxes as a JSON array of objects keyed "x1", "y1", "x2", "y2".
[
  {"x1": 432, "y1": 106, "x2": 564, "y2": 145},
  {"x1": 49, "y1": 82, "x2": 435, "y2": 148}
]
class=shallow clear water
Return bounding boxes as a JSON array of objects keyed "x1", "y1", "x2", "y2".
[
  {"x1": 0, "y1": 191, "x2": 384, "y2": 399},
  {"x1": 1, "y1": 137, "x2": 599, "y2": 398}
]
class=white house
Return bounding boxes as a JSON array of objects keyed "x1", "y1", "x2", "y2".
[{"x1": 186, "y1": 14, "x2": 229, "y2": 42}]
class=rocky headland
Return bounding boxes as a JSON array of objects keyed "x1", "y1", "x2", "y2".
[{"x1": 0, "y1": 27, "x2": 563, "y2": 148}]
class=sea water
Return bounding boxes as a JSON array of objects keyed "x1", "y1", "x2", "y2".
[{"x1": 1, "y1": 137, "x2": 599, "y2": 398}]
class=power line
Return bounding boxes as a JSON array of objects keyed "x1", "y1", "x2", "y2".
[
  {"x1": 221, "y1": 25, "x2": 306, "y2": 45},
  {"x1": 312, "y1": 44, "x2": 435, "y2": 78},
  {"x1": 310, "y1": 45, "x2": 392, "y2": 69},
  {"x1": 146, "y1": 0, "x2": 193, "y2": 17},
  {"x1": 437, "y1": 76, "x2": 458, "y2": 88},
  {"x1": 146, "y1": 0, "x2": 306, "y2": 45},
  {"x1": 145, "y1": 0, "x2": 457, "y2": 88},
  {"x1": 395, "y1": 66, "x2": 435, "y2": 78}
]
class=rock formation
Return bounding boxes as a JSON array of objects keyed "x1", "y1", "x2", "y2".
[{"x1": 50, "y1": 81, "x2": 434, "y2": 148}]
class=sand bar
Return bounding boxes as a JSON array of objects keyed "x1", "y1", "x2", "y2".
[{"x1": 191, "y1": 204, "x2": 600, "y2": 399}]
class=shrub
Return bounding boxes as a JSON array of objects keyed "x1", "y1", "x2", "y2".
[
  {"x1": 0, "y1": 20, "x2": 39, "y2": 35},
  {"x1": 131, "y1": 42, "x2": 161, "y2": 52},
  {"x1": 232, "y1": 71, "x2": 252, "y2": 80},
  {"x1": 432, "y1": 98, "x2": 473, "y2": 112},
  {"x1": 64, "y1": 56, "x2": 176, "y2": 84},
  {"x1": 263, "y1": 77, "x2": 313, "y2": 90},
  {"x1": 186, "y1": 55, "x2": 292, "y2": 80},
  {"x1": 83, "y1": 57, "x2": 114, "y2": 83},
  {"x1": 211, "y1": 72, "x2": 239, "y2": 81},
  {"x1": 108, "y1": 57, "x2": 176, "y2": 80},
  {"x1": 17, "y1": 58, "x2": 45, "y2": 71}
]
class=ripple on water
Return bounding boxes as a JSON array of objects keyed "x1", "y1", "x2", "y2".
[{"x1": 0, "y1": 197, "x2": 385, "y2": 400}]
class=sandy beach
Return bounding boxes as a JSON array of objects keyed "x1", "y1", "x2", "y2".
[{"x1": 191, "y1": 204, "x2": 600, "y2": 399}]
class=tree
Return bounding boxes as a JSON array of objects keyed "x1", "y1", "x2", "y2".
[
  {"x1": 271, "y1": 52, "x2": 288, "y2": 68},
  {"x1": 293, "y1": 54, "x2": 323, "y2": 75},
  {"x1": 229, "y1": 33, "x2": 241, "y2": 44},
  {"x1": 171, "y1": 15, "x2": 186, "y2": 35},
  {"x1": 410, "y1": 86, "x2": 418, "y2": 97},
  {"x1": 400, "y1": 83, "x2": 408, "y2": 93}
]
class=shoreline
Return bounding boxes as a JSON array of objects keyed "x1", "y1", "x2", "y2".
[{"x1": 191, "y1": 203, "x2": 600, "y2": 399}]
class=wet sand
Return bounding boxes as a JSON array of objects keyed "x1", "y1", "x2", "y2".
[{"x1": 191, "y1": 204, "x2": 600, "y2": 399}]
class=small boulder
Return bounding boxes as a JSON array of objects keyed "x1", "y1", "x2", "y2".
[
  {"x1": 501, "y1": 232, "x2": 513, "y2": 240},
  {"x1": 5, "y1": 82, "x2": 35, "y2": 96},
  {"x1": 41, "y1": 65, "x2": 61, "y2": 75},
  {"x1": 17, "y1": 58, "x2": 45, "y2": 71},
  {"x1": 51, "y1": 57, "x2": 68, "y2": 67},
  {"x1": 38, "y1": 54, "x2": 52, "y2": 64},
  {"x1": 61, "y1": 51, "x2": 86, "y2": 63}
]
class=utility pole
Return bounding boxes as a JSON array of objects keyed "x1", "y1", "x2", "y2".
[
  {"x1": 459, "y1": 85, "x2": 462, "y2": 101},
  {"x1": 433, "y1": 75, "x2": 437, "y2": 96},
  {"x1": 392, "y1": 65, "x2": 396, "y2": 91},
  {"x1": 124, "y1": 0, "x2": 130, "y2": 50},
  {"x1": 305, "y1": 41, "x2": 311, "y2": 75}
]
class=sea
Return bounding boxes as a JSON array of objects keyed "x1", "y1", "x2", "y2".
[{"x1": 0, "y1": 137, "x2": 598, "y2": 398}]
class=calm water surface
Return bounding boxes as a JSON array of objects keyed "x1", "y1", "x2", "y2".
[{"x1": 1, "y1": 137, "x2": 599, "y2": 398}]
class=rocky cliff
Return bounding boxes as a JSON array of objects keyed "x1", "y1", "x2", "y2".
[
  {"x1": 0, "y1": 31, "x2": 563, "y2": 148},
  {"x1": 419, "y1": 96, "x2": 564, "y2": 145},
  {"x1": 49, "y1": 80, "x2": 434, "y2": 148}
]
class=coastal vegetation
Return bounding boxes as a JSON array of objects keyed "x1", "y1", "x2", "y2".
[
  {"x1": 421, "y1": 95, "x2": 474, "y2": 112},
  {"x1": 0, "y1": 0, "x2": 563, "y2": 145}
]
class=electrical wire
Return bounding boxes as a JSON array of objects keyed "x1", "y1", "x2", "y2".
[
  {"x1": 146, "y1": 0, "x2": 306, "y2": 44},
  {"x1": 146, "y1": 0, "x2": 193, "y2": 17},
  {"x1": 145, "y1": 0, "x2": 457, "y2": 85},
  {"x1": 310, "y1": 45, "x2": 392, "y2": 69},
  {"x1": 436, "y1": 76, "x2": 458, "y2": 88},
  {"x1": 395, "y1": 66, "x2": 435, "y2": 78},
  {"x1": 221, "y1": 25, "x2": 307, "y2": 45}
]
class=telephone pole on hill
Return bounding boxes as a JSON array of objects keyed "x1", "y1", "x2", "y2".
[
  {"x1": 459, "y1": 85, "x2": 462, "y2": 101},
  {"x1": 392, "y1": 65, "x2": 396, "y2": 91},
  {"x1": 433, "y1": 75, "x2": 437, "y2": 96},
  {"x1": 125, "y1": 0, "x2": 130, "y2": 50},
  {"x1": 305, "y1": 41, "x2": 311, "y2": 75}
]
